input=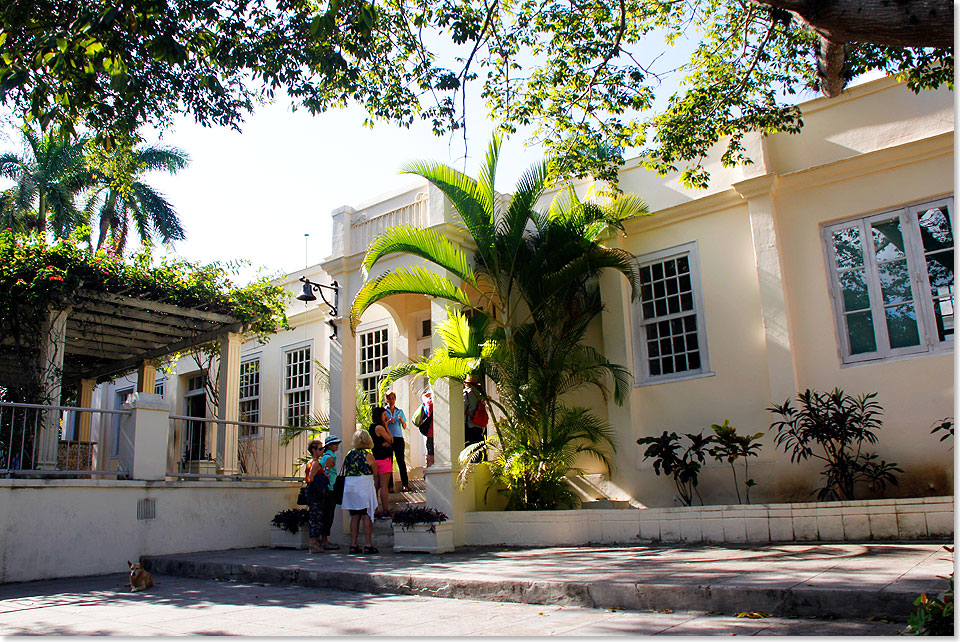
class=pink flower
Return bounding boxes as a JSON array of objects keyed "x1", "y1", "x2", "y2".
[{"x1": 47, "y1": 276, "x2": 63, "y2": 281}]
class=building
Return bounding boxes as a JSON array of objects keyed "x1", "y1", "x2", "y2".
[{"x1": 94, "y1": 74, "x2": 952, "y2": 541}]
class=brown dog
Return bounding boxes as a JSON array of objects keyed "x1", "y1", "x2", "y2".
[{"x1": 124, "y1": 561, "x2": 154, "y2": 592}]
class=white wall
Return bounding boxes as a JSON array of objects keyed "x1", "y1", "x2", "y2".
[{"x1": 0, "y1": 480, "x2": 297, "y2": 583}]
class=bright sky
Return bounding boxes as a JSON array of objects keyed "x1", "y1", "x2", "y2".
[{"x1": 141, "y1": 98, "x2": 545, "y2": 282}]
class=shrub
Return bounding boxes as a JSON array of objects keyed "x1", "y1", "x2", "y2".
[
  {"x1": 708, "y1": 420, "x2": 764, "y2": 504},
  {"x1": 270, "y1": 508, "x2": 310, "y2": 534},
  {"x1": 391, "y1": 506, "x2": 448, "y2": 530},
  {"x1": 905, "y1": 547, "x2": 954, "y2": 636},
  {"x1": 637, "y1": 431, "x2": 713, "y2": 506},
  {"x1": 768, "y1": 389, "x2": 902, "y2": 501}
]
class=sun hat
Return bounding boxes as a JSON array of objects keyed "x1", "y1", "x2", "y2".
[{"x1": 324, "y1": 435, "x2": 342, "y2": 448}]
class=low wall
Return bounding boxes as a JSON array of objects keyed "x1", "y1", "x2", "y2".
[
  {"x1": 464, "y1": 496, "x2": 954, "y2": 547},
  {"x1": 0, "y1": 480, "x2": 298, "y2": 583}
]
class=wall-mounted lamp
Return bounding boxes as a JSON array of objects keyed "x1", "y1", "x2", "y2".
[{"x1": 297, "y1": 277, "x2": 340, "y2": 338}]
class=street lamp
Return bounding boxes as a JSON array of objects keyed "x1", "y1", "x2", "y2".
[{"x1": 297, "y1": 277, "x2": 340, "y2": 338}]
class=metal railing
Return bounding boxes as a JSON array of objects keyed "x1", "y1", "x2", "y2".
[
  {"x1": 0, "y1": 401, "x2": 131, "y2": 477},
  {"x1": 350, "y1": 196, "x2": 428, "y2": 254},
  {"x1": 168, "y1": 415, "x2": 318, "y2": 481}
]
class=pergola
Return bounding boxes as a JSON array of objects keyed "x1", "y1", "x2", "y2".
[{"x1": 0, "y1": 288, "x2": 248, "y2": 470}]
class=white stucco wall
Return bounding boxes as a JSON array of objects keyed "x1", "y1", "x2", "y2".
[{"x1": 0, "y1": 480, "x2": 297, "y2": 583}]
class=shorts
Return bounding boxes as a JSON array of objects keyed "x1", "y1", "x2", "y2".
[
  {"x1": 374, "y1": 458, "x2": 393, "y2": 475},
  {"x1": 349, "y1": 509, "x2": 367, "y2": 516},
  {"x1": 426, "y1": 437, "x2": 434, "y2": 456}
]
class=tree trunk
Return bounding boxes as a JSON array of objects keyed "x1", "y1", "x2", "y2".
[{"x1": 751, "y1": 0, "x2": 953, "y2": 48}]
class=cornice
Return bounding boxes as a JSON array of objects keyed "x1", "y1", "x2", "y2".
[{"x1": 623, "y1": 189, "x2": 745, "y2": 235}]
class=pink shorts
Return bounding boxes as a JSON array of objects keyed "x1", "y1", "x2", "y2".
[{"x1": 374, "y1": 458, "x2": 393, "y2": 475}]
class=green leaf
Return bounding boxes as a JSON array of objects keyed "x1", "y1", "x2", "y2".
[{"x1": 351, "y1": 265, "x2": 470, "y2": 329}]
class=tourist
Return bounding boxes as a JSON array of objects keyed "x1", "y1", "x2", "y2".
[
  {"x1": 369, "y1": 406, "x2": 394, "y2": 519},
  {"x1": 384, "y1": 391, "x2": 410, "y2": 492},
  {"x1": 421, "y1": 389, "x2": 434, "y2": 468},
  {"x1": 317, "y1": 434, "x2": 341, "y2": 551},
  {"x1": 341, "y1": 430, "x2": 380, "y2": 554},
  {"x1": 463, "y1": 374, "x2": 487, "y2": 462},
  {"x1": 304, "y1": 439, "x2": 327, "y2": 554}
]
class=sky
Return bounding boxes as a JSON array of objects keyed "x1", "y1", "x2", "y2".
[{"x1": 140, "y1": 98, "x2": 546, "y2": 282}]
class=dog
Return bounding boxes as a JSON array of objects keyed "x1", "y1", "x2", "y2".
[{"x1": 124, "y1": 561, "x2": 154, "y2": 592}]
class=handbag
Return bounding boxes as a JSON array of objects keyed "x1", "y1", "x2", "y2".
[
  {"x1": 296, "y1": 485, "x2": 309, "y2": 505},
  {"x1": 332, "y1": 459, "x2": 346, "y2": 505}
]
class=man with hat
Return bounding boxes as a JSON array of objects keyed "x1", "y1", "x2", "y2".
[{"x1": 317, "y1": 434, "x2": 342, "y2": 550}]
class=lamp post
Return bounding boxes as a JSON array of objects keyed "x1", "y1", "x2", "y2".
[{"x1": 296, "y1": 277, "x2": 340, "y2": 339}]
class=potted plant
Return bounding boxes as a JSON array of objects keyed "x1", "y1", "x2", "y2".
[
  {"x1": 391, "y1": 506, "x2": 453, "y2": 554},
  {"x1": 269, "y1": 508, "x2": 311, "y2": 549}
]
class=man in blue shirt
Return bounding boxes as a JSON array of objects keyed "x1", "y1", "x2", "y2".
[{"x1": 384, "y1": 391, "x2": 410, "y2": 492}]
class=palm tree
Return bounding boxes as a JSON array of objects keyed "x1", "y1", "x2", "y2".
[
  {"x1": 353, "y1": 134, "x2": 651, "y2": 509},
  {"x1": 85, "y1": 143, "x2": 188, "y2": 252},
  {"x1": 0, "y1": 127, "x2": 89, "y2": 237}
]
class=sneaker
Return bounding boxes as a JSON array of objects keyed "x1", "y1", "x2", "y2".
[
  {"x1": 348, "y1": 545, "x2": 362, "y2": 554},
  {"x1": 363, "y1": 546, "x2": 379, "y2": 554},
  {"x1": 323, "y1": 543, "x2": 340, "y2": 551}
]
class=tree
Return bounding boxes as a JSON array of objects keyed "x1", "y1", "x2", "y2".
[
  {"x1": 1, "y1": 0, "x2": 950, "y2": 189},
  {"x1": 0, "y1": 127, "x2": 88, "y2": 236},
  {"x1": 84, "y1": 140, "x2": 188, "y2": 252},
  {"x1": 353, "y1": 135, "x2": 648, "y2": 508},
  {"x1": 0, "y1": 0, "x2": 454, "y2": 141}
]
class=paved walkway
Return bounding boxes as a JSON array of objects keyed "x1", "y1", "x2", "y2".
[
  {"x1": 0, "y1": 574, "x2": 905, "y2": 636},
  {"x1": 144, "y1": 542, "x2": 954, "y2": 621}
]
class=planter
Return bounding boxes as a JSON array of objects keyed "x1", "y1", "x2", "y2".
[
  {"x1": 269, "y1": 525, "x2": 310, "y2": 549},
  {"x1": 393, "y1": 521, "x2": 454, "y2": 553}
]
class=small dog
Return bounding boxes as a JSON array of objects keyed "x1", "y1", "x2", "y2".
[{"x1": 124, "y1": 561, "x2": 154, "y2": 592}]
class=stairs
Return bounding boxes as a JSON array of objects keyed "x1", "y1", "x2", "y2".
[
  {"x1": 566, "y1": 473, "x2": 641, "y2": 509},
  {"x1": 369, "y1": 478, "x2": 427, "y2": 548}
]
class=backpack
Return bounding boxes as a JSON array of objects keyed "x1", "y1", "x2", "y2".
[
  {"x1": 471, "y1": 400, "x2": 489, "y2": 428},
  {"x1": 413, "y1": 402, "x2": 431, "y2": 436},
  {"x1": 306, "y1": 462, "x2": 329, "y2": 503}
]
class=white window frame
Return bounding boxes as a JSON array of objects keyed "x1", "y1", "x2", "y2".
[
  {"x1": 239, "y1": 354, "x2": 261, "y2": 437},
  {"x1": 822, "y1": 196, "x2": 954, "y2": 365},
  {"x1": 154, "y1": 378, "x2": 165, "y2": 398},
  {"x1": 282, "y1": 342, "x2": 312, "y2": 427},
  {"x1": 358, "y1": 324, "x2": 390, "y2": 405},
  {"x1": 631, "y1": 241, "x2": 711, "y2": 385}
]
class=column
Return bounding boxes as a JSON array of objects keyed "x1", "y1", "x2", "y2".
[
  {"x1": 137, "y1": 361, "x2": 157, "y2": 393},
  {"x1": 423, "y1": 296, "x2": 471, "y2": 546},
  {"x1": 597, "y1": 245, "x2": 638, "y2": 470},
  {"x1": 734, "y1": 173, "x2": 798, "y2": 403},
  {"x1": 77, "y1": 378, "x2": 96, "y2": 441},
  {"x1": 329, "y1": 295, "x2": 356, "y2": 542},
  {"x1": 37, "y1": 306, "x2": 70, "y2": 469},
  {"x1": 217, "y1": 331, "x2": 242, "y2": 475},
  {"x1": 119, "y1": 392, "x2": 170, "y2": 480}
]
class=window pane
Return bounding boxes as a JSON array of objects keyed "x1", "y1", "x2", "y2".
[
  {"x1": 839, "y1": 269, "x2": 870, "y2": 311},
  {"x1": 680, "y1": 292, "x2": 693, "y2": 311},
  {"x1": 832, "y1": 227, "x2": 864, "y2": 269},
  {"x1": 917, "y1": 206, "x2": 953, "y2": 251},
  {"x1": 642, "y1": 302, "x2": 655, "y2": 319},
  {"x1": 845, "y1": 311, "x2": 877, "y2": 354},
  {"x1": 677, "y1": 256, "x2": 689, "y2": 274},
  {"x1": 877, "y1": 259, "x2": 913, "y2": 305},
  {"x1": 872, "y1": 217, "x2": 906, "y2": 262},
  {"x1": 926, "y1": 251, "x2": 954, "y2": 293},
  {"x1": 885, "y1": 303, "x2": 921, "y2": 349},
  {"x1": 933, "y1": 293, "x2": 954, "y2": 341}
]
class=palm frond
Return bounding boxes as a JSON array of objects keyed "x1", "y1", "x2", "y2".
[
  {"x1": 361, "y1": 224, "x2": 476, "y2": 286},
  {"x1": 350, "y1": 265, "x2": 470, "y2": 329}
]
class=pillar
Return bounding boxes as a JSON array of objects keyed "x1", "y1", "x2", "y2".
[
  {"x1": 423, "y1": 296, "x2": 472, "y2": 546},
  {"x1": 118, "y1": 392, "x2": 170, "y2": 480},
  {"x1": 37, "y1": 306, "x2": 70, "y2": 469},
  {"x1": 77, "y1": 378, "x2": 95, "y2": 441},
  {"x1": 329, "y1": 279, "x2": 357, "y2": 542},
  {"x1": 217, "y1": 331, "x2": 242, "y2": 475},
  {"x1": 734, "y1": 173, "x2": 799, "y2": 403},
  {"x1": 137, "y1": 361, "x2": 157, "y2": 393}
]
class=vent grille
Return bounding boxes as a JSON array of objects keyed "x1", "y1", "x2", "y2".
[{"x1": 137, "y1": 498, "x2": 156, "y2": 520}]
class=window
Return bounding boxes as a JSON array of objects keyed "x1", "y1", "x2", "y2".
[
  {"x1": 283, "y1": 346, "x2": 311, "y2": 427},
  {"x1": 239, "y1": 357, "x2": 261, "y2": 436},
  {"x1": 823, "y1": 197, "x2": 954, "y2": 363},
  {"x1": 358, "y1": 327, "x2": 389, "y2": 405},
  {"x1": 632, "y1": 243, "x2": 710, "y2": 384},
  {"x1": 154, "y1": 379, "x2": 164, "y2": 398}
]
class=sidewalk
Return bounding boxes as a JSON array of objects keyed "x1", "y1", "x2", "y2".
[{"x1": 145, "y1": 541, "x2": 953, "y2": 621}]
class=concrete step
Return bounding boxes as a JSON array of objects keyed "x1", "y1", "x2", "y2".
[{"x1": 581, "y1": 499, "x2": 632, "y2": 509}]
